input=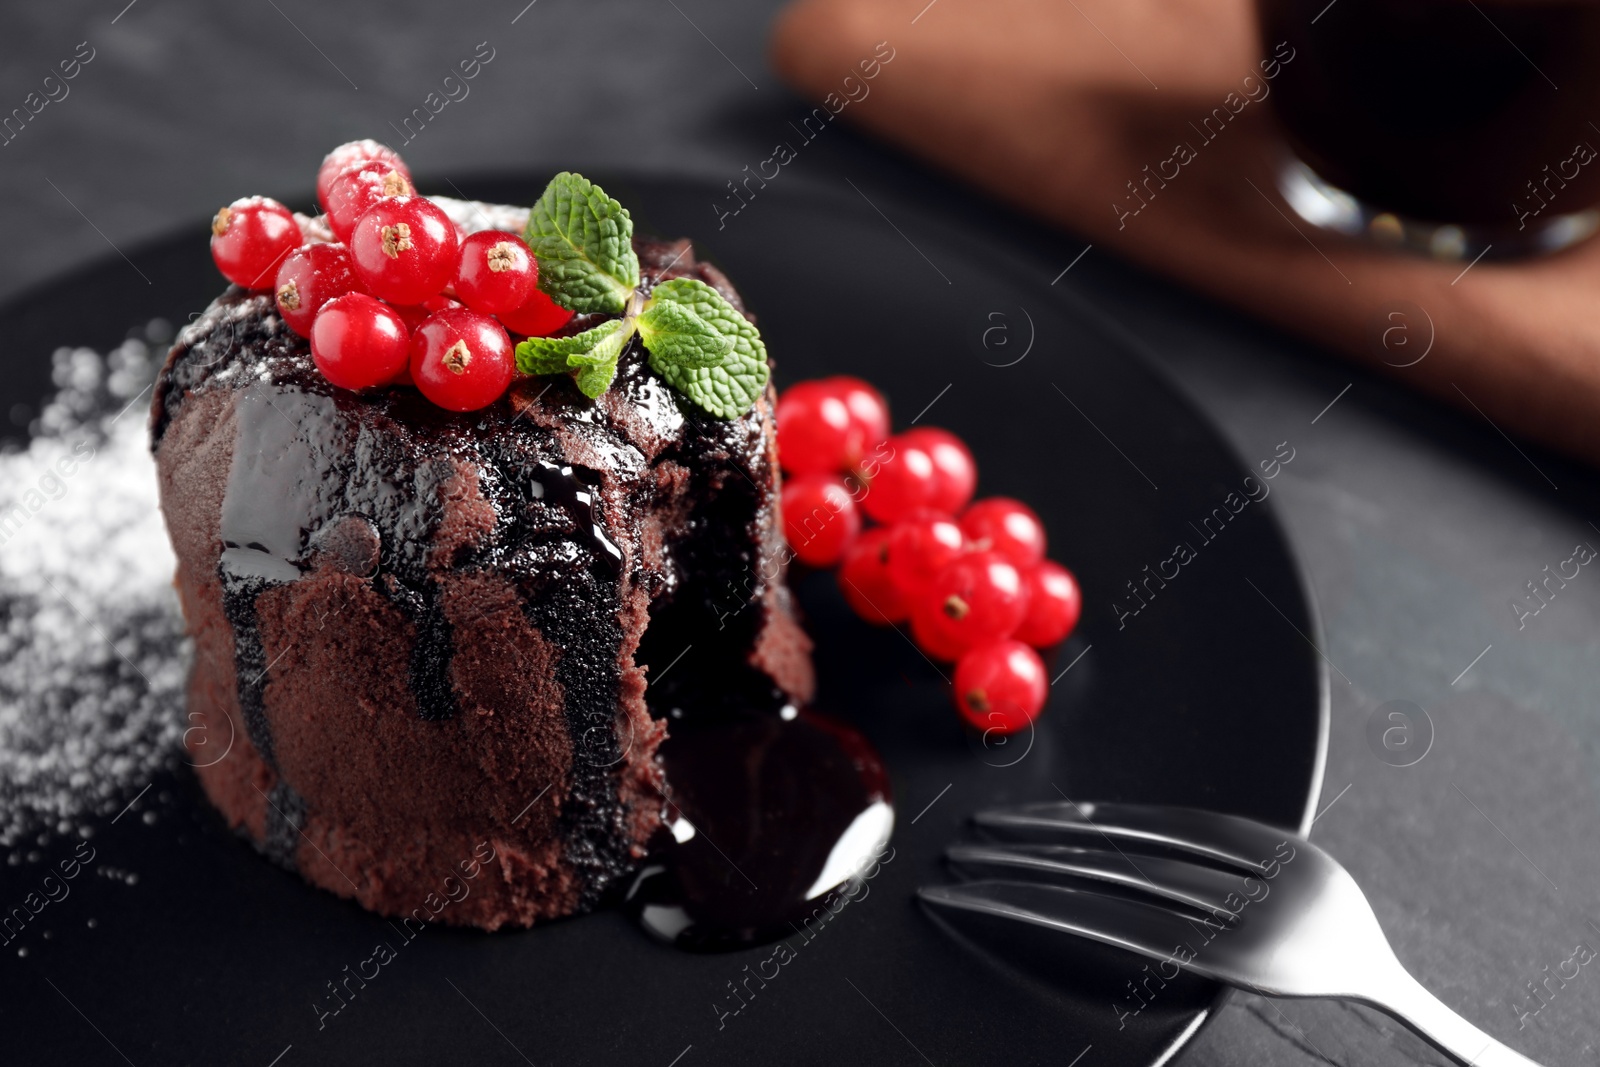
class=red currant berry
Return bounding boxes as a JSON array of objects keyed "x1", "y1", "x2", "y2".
[
  {"x1": 210, "y1": 197, "x2": 301, "y2": 290},
  {"x1": 349, "y1": 196, "x2": 461, "y2": 307},
  {"x1": 325, "y1": 161, "x2": 414, "y2": 244},
  {"x1": 392, "y1": 294, "x2": 462, "y2": 332},
  {"x1": 827, "y1": 376, "x2": 890, "y2": 452},
  {"x1": 837, "y1": 527, "x2": 911, "y2": 625},
  {"x1": 902, "y1": 426, "x2": 977, "y2": 515},
  {"x1": 310, "y1": 293, "x2": 409, "y2": 391},
  {"x1": 911, "y1": 551, "x2": 1030, "y2": 657},
  {"x1": 316, "y1": 140, "x2": 411, "y2": 214},
  {"x1": 1014, "y1": 561, "x2": 1082, "y2": 648},
  {"x1": 860, "y1": 434, "x2": 939, "y2": 523},
  {"x1": 497, "y1": 287, "x2": 577, "y2": 337},
  {"x1": 777, "y1": 380, "x2": 858, "y2": 475},
  {"x1": 781, "y1": 473, "x2": 861, "y2": 567},
  {"x1": 909, "y1": 609, "x2": 970, "y2": 662},
  {"x1": 274, "y1": 243, "x2": 359, "y2": 338},
  {"x1": 953, "y1": 639, "x2": 1048, "y2": 734},
  {"x1": 886, "y1": 514, "x2": 966, "y2": 596},
  {"x1": 455, "y1": 231, "x2": 538, "y2": 316},
  {"x1": 409, "y1": 308, "x2": 515, "y2": 412},
  {"x1": 960, "y1": 497, "x2": 1046, "y2": 568}
]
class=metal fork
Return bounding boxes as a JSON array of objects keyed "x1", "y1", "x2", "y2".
[{"x1": 917, "y1": 801, "x2": 1545, "y2": 1067}]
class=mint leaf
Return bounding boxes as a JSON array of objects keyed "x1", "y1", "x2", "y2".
[
  {"x1": 571, "y1": 356, "x2": 620, "y2": 398},
  {"x1": 636, "y1": 292, "x2": 732, "y2": 370},
  {"x1": 526, "y1": 173, "x2": 640, "y2": 315},
  {"x1": 514, "y1": 316, "x2": 635, "y2": 397},
  {"x1": 564, "y1": 320, "x2": 632, "y2": 398},
  {"x1": 514, "y1": 318, "x2": 628, "y2": 376},
  {"x1": 641, "y1": 278, "x2": 769, "y2": 419}
]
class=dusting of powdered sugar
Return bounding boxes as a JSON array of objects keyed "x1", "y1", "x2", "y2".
[
  {"x1": 0, "y1": 322, "x2": 188, "y2": 848},
  {"x1": 427, "y1": 196, "x2": 529, "y2": 236},
  {"x1": 290, "y1": 196, "x2": 525, "y2": 248}
]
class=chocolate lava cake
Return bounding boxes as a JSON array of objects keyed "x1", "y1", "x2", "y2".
[{"x1": 152, "y1": 203, "x2": 813, "y2": 929}]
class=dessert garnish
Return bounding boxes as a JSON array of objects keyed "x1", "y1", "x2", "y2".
[
  {"x1": 272, "y1": 243, "x2": 357, "y2": 337},
  {"x1": 209, "y1": 196, "x2": 300, "y2": 290},
  {"x1": 409, "y1": 306, "x2": 515, "y2": 411},
  {"x1": 208, "y1": 144, "x2": 767, "y2": 418},
  {"x1": 777, "y1": 377, "x2": 1083, "y2": 736},
  {"x1": 453, "y1": 230, "x2": 538, "y2": 314},
  {"x1": 307, "y1": 292, "x2": 410, "y2": 391},
  {"x1": 514, "y1": 173, "x2": 770, "y2": 416}
]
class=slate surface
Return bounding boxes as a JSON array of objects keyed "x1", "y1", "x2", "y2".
[{"x1": 2, "y1": 2, "x2": 1596, "y2": 1064}]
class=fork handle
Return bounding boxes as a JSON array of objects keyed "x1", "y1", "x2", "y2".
[{"x1": 1376, "y1": 967, "x2": 1546, "y2": 1067}]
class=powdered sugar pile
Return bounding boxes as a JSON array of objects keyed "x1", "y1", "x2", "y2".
[{"x1": 0, "y1": 324, "x2": 188, "y2": 847}]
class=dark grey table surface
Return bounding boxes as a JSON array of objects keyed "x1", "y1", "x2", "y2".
[{"x1": 4, "y1": 2, "x2": 1598, "y2": 1064}]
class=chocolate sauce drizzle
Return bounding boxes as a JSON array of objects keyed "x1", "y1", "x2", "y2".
[
  {"x1": 529, "y1": 461, "x2": 623, "y2": 574},
  {"x1": 627, "y1": 708, "x2": 894, "y2": 951},
  {"x1": 175, "y1": 332, "x2": 651, "y2": 898},
  {"x1": 216, "y1": 385, "x2": 462, "y2": 729}
]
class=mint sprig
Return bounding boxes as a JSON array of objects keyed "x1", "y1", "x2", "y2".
[
  {"x1": 514, "y1": 174, "x2": 769, "y2": 418},
  {"x1": 516, "y1": 317, "x2": 632, "y2": 396},
  {"x1": 526, "y1": 173, "x2": 640, "y2": 315}
]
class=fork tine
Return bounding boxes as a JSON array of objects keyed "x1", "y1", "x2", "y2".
[
  {"x1": 917, "y1": 880, "x2": 1253, "y2": 991},
  {"x1": 946, "y1": 843, "x2": 1253, "y2": 920},
  {"x1": 972, "y1": 801, "x2": 1299, "y2": 874}
]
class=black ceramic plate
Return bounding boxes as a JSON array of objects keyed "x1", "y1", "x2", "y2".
[{"x1": 0, "y1": 174, "x2": 1326, "y2": 1066}]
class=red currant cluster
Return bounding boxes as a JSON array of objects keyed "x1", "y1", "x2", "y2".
[
  {"x1": 776, "y1": 378, "x2": 1082, "y2": 737},
  {"x1": 207, "y1": 139, "x2": 576, "y2": 412}
]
